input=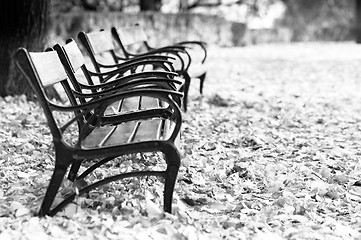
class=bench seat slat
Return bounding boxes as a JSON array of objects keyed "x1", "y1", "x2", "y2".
[
  {"x1": 120, "y1": 96, "x2": 141, "y2": 112},
  {"x1": 81, "y1": 118, "x2": 169, "y2": 149},
  {"x1": 140, "y1": 96, "x2": 160, "y2": 109},
  {"x1": 82, "y1": 121, "x2": 136, "y2": 148},
  {"x1": 104, "y1": 100, "x2": 123, "y2": 115},
  {"x1": 104, "y1": 96, "x2": 161, "y2": 116},
  {"x1": 132, "y1": 119, "x2": 163, "y2": 142}
]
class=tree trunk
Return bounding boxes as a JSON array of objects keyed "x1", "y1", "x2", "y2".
[
  {"x1": 356, "y1": 0, "x2": 361, "y2": 43},
  {"x1": 179, "y1": 0, "x2": 188, "y2": 11},
  {"x1": 0, "y1": 0, "x2": 49, "y2": 97},
  {"x1": 140, "y1": 0, "x2": 162, "y2": 11}
]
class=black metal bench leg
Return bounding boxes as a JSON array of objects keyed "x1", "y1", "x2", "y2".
[
  {"x1": 39, "y1": 165, "x2": 67, "y2": 216},
  {"x1": 163, "y1": 147, "x2": 180, "y2": 213},
  {"x1": 68, "y1": 160, "x2": 83, "y2": 181},
  {"x1": 182, "y1": 72, "x2": 191, "y2": 112},
  {"x1": 199, "y1": 72, "x2": 206, "y2": 95}
]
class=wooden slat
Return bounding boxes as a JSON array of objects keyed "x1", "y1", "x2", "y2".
[
  {"x1": 81, "y1": 125, "x2": 117, "y2": 148},
  {"x1": 117, "y1": 29, "x2": 136, "y2": 46},
  {"x1": 62, "y1": 40, "x2": 85, "y2": 72},
  {"x1": 83, "y1": 119, "x2": 165, "y2": 148},
  {"x1": 132, "y1": 119, "x2": 163, "y2": 142},
  {"x1": 140, "y1": 96, "x2": 160, "y2": 109},
  {"x1": 62, "y1": 114, "x2": 174, "y2": 150},
  {"x1": 98, "y1": 126, "x2": 117, "y2": 147},
  {"x1": 118, "y1": 26, "x2": 148, "y2": 46},
  {"x1": 104, "y1": 100, "x2": 123, "y2": 115},
  {"x1": 117, "y1": 96, "x2": 163, "y2": 112},
  {"x1": 130, "y1": 26, "x2": 148, "y2": 43},
  {"x1": 81, "y1": 121, "x2": 137, "y2": 148},
  {"x1": 102, "y1": 121, "x2": 138, "y2": 146},
  {"x1": 86, "y1": 31, "x2": 114, "y2": 55},
  {"x1": 119, "y1": 97, "x2": 141, "y2": 113},
  {"x1": 29, "y1": 52, "x2": 67, "y2": 87}
]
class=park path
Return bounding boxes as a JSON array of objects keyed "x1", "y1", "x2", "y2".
[{"x1": 180, "y1": 42, "x2": 361, "y2": 239}]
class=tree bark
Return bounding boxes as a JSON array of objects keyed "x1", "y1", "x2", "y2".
[
  {"x1": 356, "y1": 0, "x2": 361, "y2": 43},
  {"x1": 0, "y1": 0, "x2": 49, "y2": 97}
]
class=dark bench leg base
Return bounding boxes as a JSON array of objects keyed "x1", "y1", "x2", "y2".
[
  {"x1": 163, "y1": 147, "x2": 180, "y2": 213},
  {"x1": 199, "y1": 72, "x2": 206, "y2": 95},
  {"x1": 68, "y1": 160, "x2": 83, "y2": 181},
  {"x1": 183, "y1": 72, "x2": 191, "y2": 112},
  {"x1": 38, "y1": 165, "x2": 68, "y2": 216}
]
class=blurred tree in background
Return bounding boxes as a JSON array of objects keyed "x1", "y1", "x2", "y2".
[
  {"x1": 356, "y1": 0, "x2": 361, "y2": 43},
  {"x1": 140, "y1": 0, "x2": 162, "y2": 11},
  {"x1": 0, "y1": 0, "x2": 49, "y2": 97},
  {"x1": 51, "y1": 0, "x2": 162, "y2": 12}
]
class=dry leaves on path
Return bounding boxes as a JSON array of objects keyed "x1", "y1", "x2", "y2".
[{"x1": 1, "y1": 43, "x2": 361, "y2": 239}]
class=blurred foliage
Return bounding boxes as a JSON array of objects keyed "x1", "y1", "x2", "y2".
[
  {"x1": 51, "y1": 0, "x2": 138, "y2": 12},
  {"x1": 279, "y1": 0, "x2": 354, "y2": 41},
  {"x1": 50, "y1": 0, "x2": 355, "y2": 41},
  {"x1": 50, "y1": 0, "x2": 279, "y2": 13}
]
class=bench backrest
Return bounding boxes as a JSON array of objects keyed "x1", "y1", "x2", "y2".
[
  {"x1": 29, "y1": 51, "x2": 68, "y2": 87},
  {"x1": 115, "y1": 25, "x2": 148, "y2": 46},
  {"x1": 14, "y1": 48, "x2": 75, "y2": 140},
  {"x1": 78, "y1": 30, "x2": 119, "y2": 72},
  {"x1": 62, "y1": 39, "x2": 86, "y2": 73},
  {"x1": 54, "y1": 39, "x2": 98, "y2": 89},
  {"x1": 83, "y1": 30, "x2": 115, "y2": 55},
  {"x1": 111, "y1": 25, "x2": 149, "y2": 59}
]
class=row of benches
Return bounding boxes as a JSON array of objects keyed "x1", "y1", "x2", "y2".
[{"x1": 14, "y1": 24, "x2": 208, "y2": 216}]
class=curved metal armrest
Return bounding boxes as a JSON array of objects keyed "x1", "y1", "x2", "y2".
[
  {"x1": 52, "y1": 89, "x2": 182, "y2": 140},
  {"x1": 101, "y1": 107, "x2": 174, "y2": 126},
  {"x1": 88, "y1": 59, "x2": 174, "y2": 81},
  {"x1": 78, "y1": 71, "x2": 181, "y2": 90},
  {"x1": 98, "y1": 55, "x2": 175, "y2": 69},
  {"x1": 134, "y1": 46, "x2": 187, "y2": 56},
  {"x1": 175, "y1": 41, "x2": 208, "y2": 63},
  {"x1": 50, "y1": 89, "x2": 183, "y2": 112},
  {"x1": 73, "y1": 77, "x2": 183, "y2": 98},
  {"x1": 176, "y1": 41, "x2": 207, "y2": 47},
  {"x1": 128, "y1": 48, "x2": 189, "y2": 72},
  {"x1": 114, "y1": 54, "x2": 175, "y2": 63}
]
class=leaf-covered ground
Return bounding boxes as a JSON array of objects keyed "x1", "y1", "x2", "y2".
[{"x1": 2, "y1": 43, "x2": 361, "y2": 239}]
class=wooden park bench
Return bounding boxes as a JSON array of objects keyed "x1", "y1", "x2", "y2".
[
  {"x1": 14, "y1": 45, "x2": 183, "y2": 216},
  {"x1": 111, "y1": 24, "x2": 208, "y2": 101},
  {"x1": 77, "y1": 29, "x2": 189, "y2": 110}
]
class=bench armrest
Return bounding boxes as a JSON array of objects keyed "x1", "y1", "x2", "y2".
[
  {"x1": 50, "y1": 88, "x2": 183, "y2": 112},
  {"x1": 51, "y1": 88, "x2": 182, "y2": 141},
  {"x1": 73, "y1": 77, "x2": 183, "y2": 98},
  {"x1": 128, "y1": 45, "x2": 187, "y2": 56},
  {"x1": 98, "y1": 55, "x2": 175, "y2": 69},
  {"x1": 112, "y1": 54, "x2": 175, "y2": 63},
  {"x1": 126, "y1": 47, "x2": 189, "y2": 72},
  {"x1": 87, "y1": 59, "x2": 175, "y2": 82},
  {"x1": 174, "y1": 41, "x2": 208, "y2": 63},
  {"x1": 77, "y1": 71, "x2": 181, "y2": 90}
]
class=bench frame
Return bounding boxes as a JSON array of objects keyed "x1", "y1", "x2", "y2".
[{"x1": 15, "y1": 47, "x2": 183, "y2": 217}]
